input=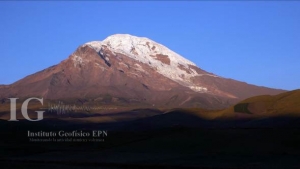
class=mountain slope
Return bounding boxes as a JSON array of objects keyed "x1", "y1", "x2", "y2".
[
  {"x1": 183, "y1": 89, "x2": 300, "y2": 119},
  {"x1": 234, "y1": 89, "x2": 300, "y2": 117},
  {"x1": 0, "y1": 34, "x2": 284, "y2": 109}
]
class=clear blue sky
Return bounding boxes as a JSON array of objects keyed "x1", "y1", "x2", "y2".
[{"x1": 0, "y1": 1, "x2": 299, "y2": 90}]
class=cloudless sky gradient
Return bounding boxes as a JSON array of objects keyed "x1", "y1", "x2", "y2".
[{"x1": 0, "y1": 1, "x2": 299, "y2": 90}]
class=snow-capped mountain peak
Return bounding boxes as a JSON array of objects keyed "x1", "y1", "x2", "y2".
[{"x1": 0, "y1": 34, "x2": 284, "y2": 109}]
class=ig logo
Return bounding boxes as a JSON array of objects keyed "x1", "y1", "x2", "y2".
[{"x1": 8, "y1": 98, "x2": 45, "y2": 121}]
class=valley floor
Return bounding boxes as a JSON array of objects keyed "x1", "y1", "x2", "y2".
[{"x1": 1, "y1": 115, "x2": 300, "y2": 169}]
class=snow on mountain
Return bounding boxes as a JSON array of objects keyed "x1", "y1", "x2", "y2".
[{"x1": 84, "y1": 34, "x2": 211, "y2": 92}]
